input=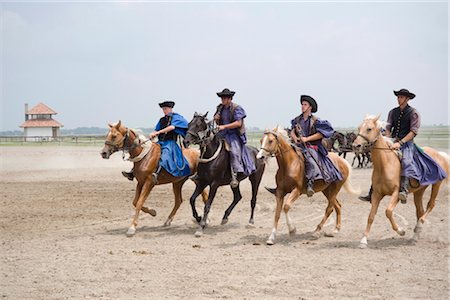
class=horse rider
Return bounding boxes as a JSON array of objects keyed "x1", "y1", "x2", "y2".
[
  {"x1": 358, "y1": 88, "x2": 447, "y2": 203},
  {"x1": 214, "y1": 88, "x2": 256, "y2": 188},
  {"x1": 266, "y1": 95, "x2": 343, "y2": 196},
  {"x1": 121, "y1": 101, "x2": 191, "y2": 183}
]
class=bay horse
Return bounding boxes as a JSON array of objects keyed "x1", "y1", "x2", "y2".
[
  {"x1": 257, "y1": 126, "x2": 359, "y2": 245},
  {"x1": 352, "y1": 115, "x2": 449, "y2": 248},
  {"x1": 183, "y1": 113, "x2": 266, "y2": 237},
  {"x1": 100, "y1": 120, "x2": 207, "y2": 237}
]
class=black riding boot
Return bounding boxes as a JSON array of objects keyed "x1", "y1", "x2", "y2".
[
  {"x1": 152, "y1": 165, "x2": 162, "y2": 184},
  {"x1": 398, "y1": 176, "x2": 409, "y2": 204},
  {"x1": 122, "y1": 168, "x2": 134, "y2": 181},
  {"x1": 358, "y1": 186, "x2": 373, "y2": 202},
  {"x1": 306, "y1": 180, "x2": 315, "y2": 197}
]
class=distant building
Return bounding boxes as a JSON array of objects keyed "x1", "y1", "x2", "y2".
[{"x1": 20, "y1": 103, "x2": 63, "y2": 140}]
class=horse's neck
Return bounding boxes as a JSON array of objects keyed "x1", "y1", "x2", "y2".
[
  {"x1": 127, "y1": 130, "x2": 143, "y2": 158},
  {"x1": 371, "y1": 135, "x2": 398, "y2": 173},
  {"x1": 202, "y1": 136, "x2": 221, "y2": 157},
  {"x1": 276, "y1": 138, "x2": 299, "y2": 169}
]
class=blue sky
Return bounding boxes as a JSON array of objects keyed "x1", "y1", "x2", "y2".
[{"x1": 1, "y1": 1, "x2": 448, "y2": 131}]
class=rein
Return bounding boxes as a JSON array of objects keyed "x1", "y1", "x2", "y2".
[
  {"x1": 357, "y1": 133, "x2": 394, "y2": 151},
  {"x1": 198, "y1": 139, "x2": 223, "y2": 163},
  {"x1": 105, "y1": 128, "x2": 152, "y2": 161},
  {"x1": 261, "y1": 130, "x2": 292, "y2": 157}
]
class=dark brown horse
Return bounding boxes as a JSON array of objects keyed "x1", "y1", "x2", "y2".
[
  {"x1": 257, "y1": 126, "x2": 359, "y2": 245},
  {"x1": 183, "y1": 113, "x2": 266, "y2": 237},
  {"x1": 100, "y1": 120, "x2": 207, "y2": 236}
]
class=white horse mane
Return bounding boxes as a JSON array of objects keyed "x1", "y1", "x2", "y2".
[
  {"x1": 272, "y1": 125, "x2": 289, "y2": 140},
  {"x1": 364, "y1": 114, "x2": 387, "y2": 130}
]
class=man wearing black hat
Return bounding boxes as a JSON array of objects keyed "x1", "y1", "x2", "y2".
[
  {"x1": 214, "y1": 88, "x2": 256, "y2": 188},
  {"x1": 289, "y1": 95, "x2": 343, "y2": 196},
  {"x1": 358, "y1": 89, "x2": 447, "y2": 203},
  {"x1": 121, "y1": 101, "x2": 191, "y2": 183}
]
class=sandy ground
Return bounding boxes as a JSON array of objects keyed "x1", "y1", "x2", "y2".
[{"x1": 1, "y1": 146, "x2": 449, "y2": 299}]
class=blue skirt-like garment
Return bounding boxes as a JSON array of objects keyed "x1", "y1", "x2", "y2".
[
  {"x1": 401, "y1": 142, "x2": 447, "y2": 185},
  {"x1": 158, "y1": 140, "x2": 191, "y2": 177}
]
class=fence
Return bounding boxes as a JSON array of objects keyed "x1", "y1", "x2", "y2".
[
  {"x1": 0, "y1": 127, "x2": 448, "y2": 150},
  {"x1": 0, "y1": 135, "x2": 106, "y2": 146}
]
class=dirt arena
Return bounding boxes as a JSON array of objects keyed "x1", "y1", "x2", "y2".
[{"x1": 1, "y1": 146, "x2": 449, "y2": 299}]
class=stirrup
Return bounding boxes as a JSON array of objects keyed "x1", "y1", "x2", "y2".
[
  {"x1": 306, "y1": 187, "x2": 314, "y2": 197},
  {"x1": 152, "y1": 173, "x2": 158, "y2": 184},
  {"x1": 230, "y1": 178, "x2": 239, "y2": 188},
  {"x1": 398, "y1": 192, "x2": 407, "y2": 204}
]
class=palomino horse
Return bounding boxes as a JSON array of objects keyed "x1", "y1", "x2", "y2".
[
  {"x1": 100, "y1": 120, "x2": 207, "y2": 236},
  {"x1": 183, "y1": 113, "x2": 266, "y2": 237},
  {"x1": 257, "y1": 126, "x2": 359, "y2": 245},
  {"x1": 352, "y1": 115, "x2": 449, "y2": 248}
]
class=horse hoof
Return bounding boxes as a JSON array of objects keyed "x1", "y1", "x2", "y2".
[
  {"x1": 310, "y1": 231, "x2": 321, "y2": 240},
  {"x1": 359, "y1": 242, "x2": 368, "y2": 249},
  {"x1": 149, "y1": 209, "x2": 157, "y2": 217},
  {"x1": 397, "y1": 228, "x2": 406, "y2": 236},
  {"x1": 289, "y1": 228, "x2": 297, "y2": 236},
  {"x1": 163, "y1": 220, "x2": 171, "y2": 227},
  {"x1": 246, "y1": 223, "x2": 256, "y2": 229},
  {"x1": 221, "y1": 218, "x2": 228, "y2": 225},
  {"x1": 266, "y1": 239, "x2": 274, "y2": 245},
  {"x1": 126, "y1": 227, "x2": 136, "y2": 237},
  {"x1": 325, "y1": 229, "x2": 339, "y2": 237},
  {"x1": 194, "y1": 230, "x2": 203, "y2": 237},
  {"x1": 249, "y1": 219, "x2": 255, "y2": 225}
]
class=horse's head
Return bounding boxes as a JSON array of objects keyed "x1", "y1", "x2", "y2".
[
  {"x1": 184, "y1": 112, "x2": 210, "y2": 147},
  {"x1": 101, "y1": 120, "x2": 128, "y2": 159},
  {"x1": 352, "y1": 115, "x2": 383, "y2": 154},
  {"x1": 257, "y1": 125, "x2": 287, "y2": 159}
]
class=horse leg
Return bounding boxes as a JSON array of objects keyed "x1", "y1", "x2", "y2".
[
  {"x1": 312, "y1": 190, "x2": 335, "y2": 239},
  {"x1": 267, "y1": 191, "x2": 286, "y2": 245},
  {"x1": 360, "y1": 192, "x2": 382, "y2": 248},
  {"x1": 127, "y1": 180, "x2": 154, "y2": 236},
  {"x1": 190, "y1": 181, "x2": 208, "y2": 225},
  {"x1": 163, "y1": 180, "x2": 185, "y2": 227},
  {"x1": 133, "y1": 182, "x2": 157, "y2": 217},
  {"x1": 283, "y1": 188, "x2": 301, "y2": 236},
  {"x1": 419, "y1": 183, "x2": 440, "y2": 223},
  {"x1": 195, "y1": 184, "x2": 219, "y2": 237},
  {"x1": 324, "y1": 194, "x2": 342, "y2": 237},
  {"x1": 248, "y1": 166, "x2": 265, "y2": 225},
  {"x1": 222, "y1": 186, "x2": 242, "y2": 225},
  {"x1": 412, "y1": 188, "x2": 426, "y2": 241},
  {"x1": 385, "y1": 191, "x2": 405, "y2": 236}
]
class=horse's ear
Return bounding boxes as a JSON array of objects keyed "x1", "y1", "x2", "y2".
[
  {"x1": 116, "y1": 120, "x2": 122, "y2": 129},
  {"x1": 194, "y1": 112, "x2": 199, "y2": 117},
  {"x1": 274, "y1": 124, "x2": 279, "y2": 132},
  {"x1": 203, "y1": 111, "x2": 208, "y2": 118},
  {"x1": 375, "y1": 114, "x2": 381, "y2": 121},
  {"x1": 108, "y1": 123, "x2": 113, "y2": 128}
]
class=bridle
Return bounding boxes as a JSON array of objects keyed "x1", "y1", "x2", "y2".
[
  {"x1": 356, "y1": 127, "x2": 393, "y2": 151},
  {"x1": 260, "y1": 130, "x2": 291, "y2": 157},
  {"x1": 187, "y1": 118, "x2": 222, "y2": 162},
  {"x1": 104, "y1": 128, "x2": 149, "y2": 158}
]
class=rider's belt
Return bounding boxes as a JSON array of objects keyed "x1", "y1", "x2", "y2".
[
  {"x1": 306, "y1": 145, "x2": 318, "y2": 150},
  {"x1": 159, "y1": 132, "x2": 178, "y2": 141}
]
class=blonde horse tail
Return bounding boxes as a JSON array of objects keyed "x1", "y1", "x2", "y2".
[{"x1": 341, "y1": 158, "x2": 361, "y2": 195}]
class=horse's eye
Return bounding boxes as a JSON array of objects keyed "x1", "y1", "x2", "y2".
[
  {"x1": 367, "y1": 128, "x2": 372, "y2": 132},
  {"x1": 268, "y1": 140, "x2": 273, "y2": 144}
]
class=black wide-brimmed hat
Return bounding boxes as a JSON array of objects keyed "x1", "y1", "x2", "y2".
[
  {"x1": 300, "y1": 95, "x2": 318, "y2": 113},
  {"x1": 394, "y1": 89, "x2": 415, "y2": 100},
  {"x1": 158, "y1": 101, "x2": 175, "y2": 108},
  {"x1": 217, "y1": 88, "x2": 235, "y2": 98}
]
